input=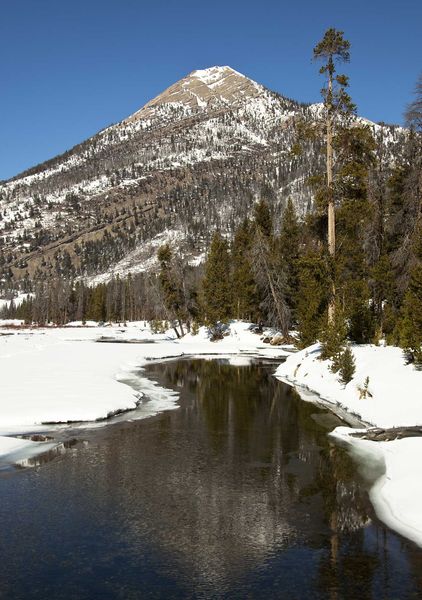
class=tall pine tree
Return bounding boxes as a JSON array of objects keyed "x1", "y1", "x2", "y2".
[{"x1": 313, "y1": 28, "x2": 354, "y2": 324}]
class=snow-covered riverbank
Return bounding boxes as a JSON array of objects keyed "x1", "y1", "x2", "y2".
[
  {"x1": 0, "y1": 321, "x2": 291, "y2": 462},
  {"x1": 275, "y1": 343, "x2": 422, "y2": 547}
]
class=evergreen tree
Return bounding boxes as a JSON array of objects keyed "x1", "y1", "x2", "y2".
[
  {"x1": 337, "y1": 346, "x2": 356, "y2": 384},
  {"x1": 201, "y1": 232, "x2": 232, "y2": 327},
  {"x1": 253, "y1": 198, "x2": 273, "y2": 240},
  {"x1": 157, "y1": 244, "x2": 185, "y2": 337},
  {"x1": 313, "y1": 28, "x2": 354, "y2": 323},
  {"x1": 278, "y1": 198, "x2": 301, "y2": 316},
  {"x1": 232, "y1": 218, "x2": 259, "y2": 321},
  {"x1": 334, "y1": 125, "x2": 376, "y2": 343},
  {"x1": 347, "y1": 281, "x2": 375, "y2": 344},
  {"x1": 319, "y1": 308, "x2": 348, "y2": 362},
  {"x1": 399, "y1": 222, "x2": 422, "y2": 366},
  {"x1": 296, "y1": 252, "x2": 328, "y2": 348},
  {"x1": 399, "y1": 282, "x2": 422, "y2": 366},
  {"x1": 88, "y1": 284, "x2": 106, "y2": 322}
]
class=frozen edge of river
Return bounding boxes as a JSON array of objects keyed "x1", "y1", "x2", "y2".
[{"x1": 275, "y1": 346, "x2": 422, "y2": 549}]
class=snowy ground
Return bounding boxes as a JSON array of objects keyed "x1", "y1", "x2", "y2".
[
  {"x1": 275, "y1": 343, "x2": 422, "y2": 547},
  {"x1": 0, "y1": 321, "x2": 291, "y2": 464}
]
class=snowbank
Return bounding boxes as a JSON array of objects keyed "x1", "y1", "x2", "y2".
[
  {"x1": 0, "y1": 321, "x2": 291, "y2": 458},
  {"x1": 332, "y1": 429, "x2": 422, "y2": 547},
  {"x1": 275, "y1": 343, "x2": 422, "y2": 428},
  {"x1": 275, "y1": 343, "x2": 422, "y2": 547}
]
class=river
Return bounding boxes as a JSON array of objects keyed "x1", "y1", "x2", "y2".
[{"x1": 0, "y1": 357, "x2": 421, "y2": 599}]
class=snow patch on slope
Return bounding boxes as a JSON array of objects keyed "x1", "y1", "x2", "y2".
[{"x1": 86, "y1": 229, "x2": 184, "y2": 285}]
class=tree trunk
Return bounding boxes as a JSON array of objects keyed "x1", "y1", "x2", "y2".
[
  {"x1": 327, "y1": 73, "x2": 336, "y2": 324},
  {"x1": 178, "y1": 318, "x2": 185, "y2": 337}
]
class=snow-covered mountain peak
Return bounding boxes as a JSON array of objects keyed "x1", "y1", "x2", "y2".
[
  {"x1": 127, "y1": 65, "x2": 264, "y2": 122},
  {"x1": 190, "y1": 65, "x2": 245, "y2": 84}
]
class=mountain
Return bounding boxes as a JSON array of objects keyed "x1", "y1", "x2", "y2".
[{"x1": 0, "y1": 66, "x2": 406, "y2": 285}]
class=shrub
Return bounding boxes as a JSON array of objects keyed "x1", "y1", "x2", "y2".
[{"x1": 358, "y1": 376, "x2": 372, "y2": 399}]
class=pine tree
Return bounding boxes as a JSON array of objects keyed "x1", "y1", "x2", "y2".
[
  {"x1": 296, "y1": 252, "x2": 328, "y2": 348},
  {"x1": 88, "y1": 284, "x2": 106, "y2": 322},
  {"x1": 399, "y1": 285, "x2": 422, "y2": 366},
  {"x1": 399, "y1": 222, "x2": 422, "y2": 366},
  {"x1": 370, "y1": 254, "x2": 396, "y2": 337},
  {"x1": 157, "y1": 244, "x2": 185, "y2": 337},
  {"x1": 334, "y1": 125, "x2": 376, "y2": 343},
  {"x1": 337, "y1": 346, "x2": 356, "y2": 384},
  {"x1": 347, "y1": 281, "x2": 375, "y2": 344},
  {"x1": 201, "y1": 232, "x2": 232, "y2": 327},
  {"x1": 232, "y1": 218, "x2": 259, "y2": 321},
  {"x1": 313, "y1": 28, "x2": 354, "y2": 323},
  {"x1": 278, "y1": 198, "x2": 300, "y2": 316},
  {"x1": 320, "y1": 309, "x2": 348, "y2": 362},
  {"x1": 253, "y1": 198, "x2": 273, "y2": 240}
]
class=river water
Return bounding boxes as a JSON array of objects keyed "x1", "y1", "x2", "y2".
[{"x1": 0, "y1": 357, "x2": 421, "y2": 599}]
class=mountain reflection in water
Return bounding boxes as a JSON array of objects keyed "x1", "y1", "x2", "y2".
[{"x1": 0, "y1": 358, "x2": 420, "y2": 599}]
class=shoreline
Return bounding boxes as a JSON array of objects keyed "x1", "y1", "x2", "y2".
[{"x1": 275, "y1": 344, "x2": 422, "y2": 548}]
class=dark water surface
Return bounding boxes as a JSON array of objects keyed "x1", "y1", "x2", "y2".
[{"x1": 0, "y1": 358, "x2": 421, "y2": 599}]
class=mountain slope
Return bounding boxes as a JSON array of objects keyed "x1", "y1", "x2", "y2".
[{"x1": 0, "y1": 66, "x2": 406, "y2": 284}]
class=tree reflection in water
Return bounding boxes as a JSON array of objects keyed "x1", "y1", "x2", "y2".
[{"x1": 0, "y1": 358, "x2": 419, "y2": 599}]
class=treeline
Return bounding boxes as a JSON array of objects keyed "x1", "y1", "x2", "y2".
[{"x1": 0, "y1": 272, "x2": 198, "y2": 326}]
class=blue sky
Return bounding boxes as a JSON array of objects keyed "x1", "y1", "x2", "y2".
[{"x1": 1, "y1": 0, "x2": 420, "y2": 180}]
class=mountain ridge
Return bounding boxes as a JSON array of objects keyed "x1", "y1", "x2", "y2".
[
  {"x1": 3, "y1": 66, "x2": 305, "y2": 184},
  {"x1": 0, "y1": 66, "x2": 406, "y2": 286}
]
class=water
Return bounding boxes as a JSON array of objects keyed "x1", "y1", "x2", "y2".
[{"x1": 0, "y1": 358, "x2": 421, "y2": 599}]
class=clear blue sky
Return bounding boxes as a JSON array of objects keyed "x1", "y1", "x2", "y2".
[{"x1": 1, "y1": 0, "x2": 420, "y2": 180}]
